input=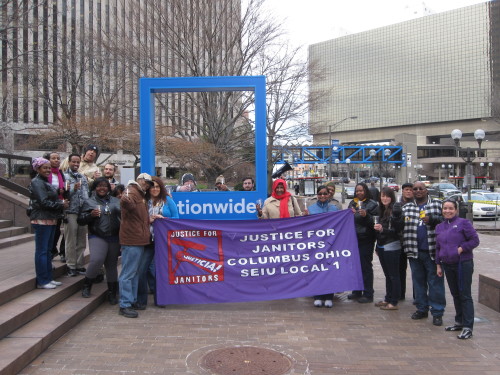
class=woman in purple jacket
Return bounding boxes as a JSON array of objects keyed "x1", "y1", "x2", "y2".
[{"x1": 435, "y1": 199, "x2": 479, "y2": 340}]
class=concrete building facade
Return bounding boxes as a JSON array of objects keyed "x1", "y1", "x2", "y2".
[{"x1": 309, "y1": 1, "x2": 500, "y2": 185}]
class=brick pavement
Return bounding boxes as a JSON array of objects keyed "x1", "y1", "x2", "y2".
[{"x1": 6, "y1": 233, "x2": 500, "y2": 375}]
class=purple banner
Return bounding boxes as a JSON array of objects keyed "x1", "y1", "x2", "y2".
[{"x1": 154, "y1": 210, "x2": 363, "y2": 305}]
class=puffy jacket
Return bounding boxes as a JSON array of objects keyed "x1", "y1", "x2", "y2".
[
  {"x1": 28, "y1": 175, "x2": 64, "y2": 220},
  {"x1": 347, "y1": 198, "x2": 379, "y2": 240},
  {"x1": 119, "y1": 182, "x2": 150, "y2": 246},
  {"x1": 435, "y1": 215, "x2": 479, "y2": 264},
  {"x1": 78, "y1": 193, "x2": 121, "y2": 238}
]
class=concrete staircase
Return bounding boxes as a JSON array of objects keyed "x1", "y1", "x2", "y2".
[
  {"x1": 0, "y1": 219, "x2": 33, "y2": 250},
  {"x1": 0, "y1": 256, "x2": 107, "y2": 375}
]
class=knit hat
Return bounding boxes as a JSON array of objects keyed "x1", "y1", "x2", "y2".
[
  {"x1": 32, "y1": 157, "x2": 50, "y2": 170},
  {"x1": 215, "y1": 175, "x2": 225, "y2": 185},
  {"x1": 181, "y1": 173, "x2": 197, "y2": 186},
  {"x1": 83, "y1": 144, "x2": 99, "y2": 156}
]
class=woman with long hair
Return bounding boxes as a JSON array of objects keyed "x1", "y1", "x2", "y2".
[
  {"x1": 347, "y1": 182, "x2": 379, "y2": 303},
  {"x1": 137, "y1": 176, "x2": 179, "y2": 308},
  {"x1": 77, "y1": 177, "x2": 121, "y2": 303},
  {"x1": 256, "y1": 178, "x2": 302, "y2": 219},
  {"x1": 308, "y1": 185, "x2": 339, "y2": 308},
  {"x1": 374, "y1": 187, "x2": 404, "y2": 311},
  {"x1": 435, "y1": 199, "x2": 479, "y2": 340},
  {"x1": 29, "y1": 157, "x2": 68, "y2": 289}
]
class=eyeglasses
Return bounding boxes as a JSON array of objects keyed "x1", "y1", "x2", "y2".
[
  {"x1": 413, "y1": 187, "x2": 426, "y2": 191},
  {"x1": 318, "y1": 193, "x2": 329, "y2": 196}
]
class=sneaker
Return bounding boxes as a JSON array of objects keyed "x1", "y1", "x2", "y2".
[
  {"x1": 37, "y1": 283, "x2": 56, "y2": 289},
  {"x1": 433, "y1": 316, "x2": 443, "y2": 326},
  {"x1": 67, "y1": 269, "x2": 78, "y2": 277},
  {"x1": 324, "y1": 300, "x2": 333, "y2": 308},
  {"x1": 313, "y1": 299, "x2": 323, "y2": 307},
  {"x1": 457, "y1": 328, "x2": 473, "y2": 340},
  {"x1": 357, "y1": 296, "x2": 374, "y2": 303},
  {"x1": 119, "y1": 307, "x2": 138, "y2": 318},
  {"x1": 411, "y1": 311, "x2": 428, "y2": 320},
  {"x1": 445, "y1": 324, "x2": 463, "y2": 332},
  {"x1": 76, "y1": 267, "x2": 87, "y2": 275},
  {"x1": 132, "y1": 303, "x2": 147, "y2": 310},
  {"x1": 50, "y1": 280, "x2": 62, "y2": 286}
]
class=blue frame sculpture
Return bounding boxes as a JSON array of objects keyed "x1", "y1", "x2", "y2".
[{"x1": 139, "y1": 76, "x2": 267, "y2": 220}]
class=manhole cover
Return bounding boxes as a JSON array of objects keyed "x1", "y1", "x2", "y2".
[{"x1": 200, "y1": 346, "x2": 293, "y2": 375}]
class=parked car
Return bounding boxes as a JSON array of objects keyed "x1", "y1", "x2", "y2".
[
  {"x1": 427, "y1": 182, "x2": 461, "y2": 199},
  {"x1": 448, "y1": 193, "x2": 499, "y2": 220},
  {"x1": 386, "y1": 183, "x2": 399, "y2": 192},
  {"x1": 342, "y1": 177, "x2": 350, "y2": 184},
  {"x1": 344, "y1": 186, "x2": 356, "y2": 199}
]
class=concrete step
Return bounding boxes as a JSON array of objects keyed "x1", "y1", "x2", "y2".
[
  {"x1": 0, "y1": 220, "x2": 13, "y2": 229},
  {"x1": 0, "y1": 274, "x2": 85, "y2": 340},
  {"x1": 0, "y1": 226, "x2": 27, "y2": 239},
  {"x1": 0, "y1": 283, "x2": 107, "y2": 375},
  {"x1": 0, "y1": 233, "x2": 35, "y2": 250}
]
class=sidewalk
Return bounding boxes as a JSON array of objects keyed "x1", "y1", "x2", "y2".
[{"x1": 4, "y1": 233, "x2": 499, "y2": 375}]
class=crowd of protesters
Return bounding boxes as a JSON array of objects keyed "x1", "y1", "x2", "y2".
[{"x1": 28, "y1": 150, "x2": 480, "y2": 339}]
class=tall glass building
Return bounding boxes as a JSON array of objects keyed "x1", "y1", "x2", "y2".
[{"x1": 309, "y1": 1, "x2": 500, "y2": 183}]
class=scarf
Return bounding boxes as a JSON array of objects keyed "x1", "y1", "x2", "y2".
[
  {"x1": 271, "y1": 179, "x2": 292, "y2": 218},
  {"x1": 353, "y1": 197, "x2": 366, "y2": 209},
  {"x1": 49, "y1": 167, "x2": 64, "y2": 199}
]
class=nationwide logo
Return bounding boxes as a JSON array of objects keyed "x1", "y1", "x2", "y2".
[{"x1": 167, "y1": 230, "x2": 224, "y2": 285}]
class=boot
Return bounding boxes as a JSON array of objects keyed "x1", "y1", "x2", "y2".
[
  {"x1": 107, "y1": 282, "x2": 118, "y2": 305},
  {"x1": 82, "y1": 277, "x2": 93, "y2": 298}
]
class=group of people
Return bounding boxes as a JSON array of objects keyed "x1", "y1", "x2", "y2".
[
  {"x1": 256, "y1": 178, "x2": 479, "y2": 340},
  {"x1": 29, "y1": 157, "x2": 480, "y2": 336},
  {"x1": 28, "y1": 145, "x2": 180, "y2": 319}
]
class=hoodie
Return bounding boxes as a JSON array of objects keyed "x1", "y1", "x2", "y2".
[{"x1": 435, "y1": 215, "x2": 479, "y2": 264}]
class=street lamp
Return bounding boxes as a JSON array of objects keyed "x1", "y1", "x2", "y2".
[
  {"x1": 328, "y1": 116, "x2": 358, "y2": 179},
  {"x1": 451, "y1": 128, "x2": 485, "y2": 221},
  {"x1": 369, "y1": 148, "x2": 391, "y2": 191}
]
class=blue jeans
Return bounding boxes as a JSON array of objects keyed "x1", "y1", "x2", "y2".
[
  {"x1": 137, "y1": 244, "x2": 155, "y2": 306},
  {"x1": 378, "y1": 247, "x2": 401, "y2": 306},
  {"x1": 409, "y1": 251, "x2": 446, "y2": 317},
  {"x1": 119, "y1": 245, "x2": 144, "y2": 308},
  {"x1": 442, "y1": 260, "x2": 474, "y2": 329},
  {"x1": 33, "y1": 224, "x2": 56, "y2": 285}
]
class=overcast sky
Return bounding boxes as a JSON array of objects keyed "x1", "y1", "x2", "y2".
[{"x1": 263, "y1": 0, "x2": 489, "y2": 48}]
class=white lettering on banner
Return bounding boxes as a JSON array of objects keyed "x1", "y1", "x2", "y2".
[{"x1": 177, "y1": 199, "x2": 257, "y2": 215}]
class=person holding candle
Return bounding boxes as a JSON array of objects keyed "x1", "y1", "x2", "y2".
[
  {"x1": 63, "y1": 153, "x2": 90, "y2": 277},
  {"x1": 373, "y1": 187, "x2": 404, "y2": 311},
  {"x1": 347, "y1": 182, "x2": 379, "y2": 303}
]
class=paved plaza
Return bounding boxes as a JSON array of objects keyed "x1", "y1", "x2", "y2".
[{"x1": 2, "y1": 231, "x2": 498, "y2": 375}]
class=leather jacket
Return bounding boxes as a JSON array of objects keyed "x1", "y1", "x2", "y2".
[
  {"x1": 77, "y1": 193, "x2": 121, "y2": 238},
  {"x1": 28, "y1": 175, "x2": 64, "y2": 220}
]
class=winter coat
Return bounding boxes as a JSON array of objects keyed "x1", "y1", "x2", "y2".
[
  {"x1": 28, "y1": 175, "x2": 64, "y2": 220},
  {"x1": 260, "y1": 195, "x2": 302, "y2": 219},
  {"x1": 63, "y1": 169, "x2": 90, "y2": 214},
  {"x1": 435, "y1": 215, "x2": 479, "y2": 264},
  {"x1": 347, "y1": 198, "x2": 379, "y2": 240},
  {"x1": 78, "y1": 193, "x2": 121, "y2": 238},
  {"x1": 119, "y1": 182, "x2": 150, "y2": 246},
  {"x1": 375, "y1": 202, "x2": 404, "y2": 246}
]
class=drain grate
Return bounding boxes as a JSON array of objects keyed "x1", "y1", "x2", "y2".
[{"x1": 200, "y1": 346, "x2": 293, "y2": 375}]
